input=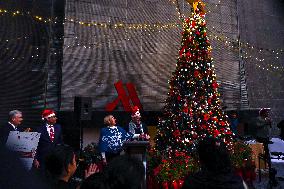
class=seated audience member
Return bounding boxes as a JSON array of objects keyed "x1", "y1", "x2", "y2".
[
  {"x1": 102, "y1": 155, "x2": 145, "y2": 189},
  {"x1": 128, "y1": 106, "x2": 150, "y2": 140},
  {"x1": 99, "y1": 115, "x2": 133, "y2": 164},
  {"x1": 182, "y1": 137, "x2": 247, "y2": 189},
  {"x1": 45, "y1": 144, "x2": 99, "y2": 189}
]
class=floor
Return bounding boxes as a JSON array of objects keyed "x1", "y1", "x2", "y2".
[
  {"x1": 253, "y1": 169, "x2": 284, "y2": 189},
  {"x1": 250, "y1": 138, "x2": 284, "y2": 189}
]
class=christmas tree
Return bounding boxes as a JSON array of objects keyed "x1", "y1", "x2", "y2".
[{"x1": 155, "y1": 8, "x2": 234, "y2": 156}]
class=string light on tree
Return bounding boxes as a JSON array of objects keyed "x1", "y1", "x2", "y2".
[{"x1": 155, "y1": 2, "x2": 234, "y2": 165}]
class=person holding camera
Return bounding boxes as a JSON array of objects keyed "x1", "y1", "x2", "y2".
[{"x1": 255, "y1": 108, "x2": 271, "y2": 144}]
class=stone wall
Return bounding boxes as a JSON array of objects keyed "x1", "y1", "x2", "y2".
[
  {"x1": 62, "y1": 0, "x2": 241, "y2": 111},
  {"x1": 238, "y1": 0, "x2": 284, "y2": 128}
]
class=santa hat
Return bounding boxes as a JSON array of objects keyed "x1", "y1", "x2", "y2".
[
  {"x1": 131, "y1": 106, "x2": 141, "y2": 118},
  {"x1": 42, "y1": 109, "x2": 56, "y2": 120}
]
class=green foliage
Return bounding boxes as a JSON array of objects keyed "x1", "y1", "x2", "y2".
[
  {"x1": 148, "y1": 140, "x2": 254, "y2": 183},
  {"x1": 230, "y1": 140, "x2": 253, "y2": 168},
  {"x1": 81, "y1": 142, "x2": 102, "y2": 164},
  {"x1": 148, "y1": 149, "x2": 199, "y2": 182}
]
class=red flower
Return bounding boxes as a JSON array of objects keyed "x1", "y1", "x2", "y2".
[
  {"x1": 220, "y1": 121, "x2": 226, "y2": 126},
  {"x1": 173, "y1": 130, "x2": 181, "y2": 138},
  {"x1": 203, "y1": 114, "x2": 210, "y2": 121},
  {"x1": 183, "y1": 103, "x2": 188, "y2": 113},
  {"x1": 185, "y1": 52, "x2": 191, "y2": 58},
  {"x1": 194, "y1": 70, "x2": 199, "y2": 77},
  {"x1": 153, "y1": 165, "x2": 162, "y2": 176},
  {"x1": 213, "y1": 130, "x2": 220, "y2": 137},
  {"x1": 226, "y1": 131, "x2": 232, "y2": 135},
  {"x1": 183, "y1": 106, "x2": 188, "y2": 113},
  {"x1": 179, "y1": 48, "x2": 185, "y2": 57},
  {"x1": 207, "y1": 98, "x2": 212, "y2": 105},
  {"x1": 211, "y1": 117, "x2": 218, "y2": 122},
  {"x1": 212, "y1": 82, "x2": 219, "y2": 89},
  {"x1": 177, "y1": 95, "x2": 181, "y2": 101}
]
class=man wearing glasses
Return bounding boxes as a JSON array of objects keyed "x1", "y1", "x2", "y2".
[{"x1": 33, "y1": 109, "x2": 63, "y2": 169}]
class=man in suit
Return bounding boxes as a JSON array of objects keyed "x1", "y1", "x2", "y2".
[
  {"x1": 33, "y1": 109, "x2": 63, "y2": 169},
  {"x1": 0, "y1": 110, "x2": 24, "y2": 145}
]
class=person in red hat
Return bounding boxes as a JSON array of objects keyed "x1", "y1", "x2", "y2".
[
  {"x1": 128, "y1": 106, "x2": 150, "y2": 140},
  {"x1": 33, "y1": 109, "x2": 63, "y2": 169}
]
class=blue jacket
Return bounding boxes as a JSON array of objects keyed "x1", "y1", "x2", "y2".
[{"x1": 99, "y1": 126, "x2": 132, "y2": 154}]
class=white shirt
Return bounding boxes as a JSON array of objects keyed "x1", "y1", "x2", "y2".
[
  {"x1": 8, "y1": 122, "x2": 17, "y2": 131},
  {"x1": 46, "y1": 124, "x2": 54, "y2": 138}
]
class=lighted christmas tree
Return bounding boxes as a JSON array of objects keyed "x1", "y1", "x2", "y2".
[{"x1": 155, "y1": 7, "x2": 234, "y2": 157}]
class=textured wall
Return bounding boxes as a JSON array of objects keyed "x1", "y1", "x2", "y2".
[
  {"x1": 0, "y1": 0, "x2": 50, "y2": 127},
  {"x1": 238, "y1": 0, "x2": 284, "y2": 126},
  {"x1": 62, "y1": 0, "x2": 241, "y2": 111}
]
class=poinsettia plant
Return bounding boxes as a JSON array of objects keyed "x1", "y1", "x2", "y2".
[
  {"x1": 147, "y1": 140, "x2": 254, "y2": 183},
  {"x1": 148, "y1": 149, "x2": 199, "y2": 182}
]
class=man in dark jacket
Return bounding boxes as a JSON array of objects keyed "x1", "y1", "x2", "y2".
[
  {"x1": 33, "y1": 109, "x2": 63, "y2": 169},
  {"x1": 0, "y1": 110, "x2": 25, "y2": 145}
]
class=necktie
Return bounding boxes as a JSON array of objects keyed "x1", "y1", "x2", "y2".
[{"x1": 49, "y1": 126, "x2": 54, "y2": 142}]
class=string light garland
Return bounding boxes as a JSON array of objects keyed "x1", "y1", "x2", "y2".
[
  {"x1": 0, "y1": 8, "x2": 53, "y2": 23},
  {"x1": 209, "y1": 26, "x2": 284, "y2": 54},
  {"x1": 1, "y1": 6, "x2": 283, "y2": 54},
  {"x1": 1, "y1": 2, "x2": 283, "y2": 73}
]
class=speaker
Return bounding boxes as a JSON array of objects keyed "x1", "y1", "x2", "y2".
[{"x1": 74, "y1": 97, "x2": 92, "y2": 121}]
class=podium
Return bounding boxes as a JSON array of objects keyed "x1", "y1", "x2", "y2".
[{"x1": 123, "y1": 141, "x2": 150, "y2": 189}]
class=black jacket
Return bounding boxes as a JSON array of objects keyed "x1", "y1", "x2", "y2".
[
  {"x1": 0, "y1": 122, "x2": 24, "y2": 145},
  {"x1": 182, "y1": 170, "x2": 245, "y2": 189}
]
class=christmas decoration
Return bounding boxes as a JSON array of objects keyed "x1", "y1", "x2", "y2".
[{"x1": 152, "y1": 4, "x2": 234, "y2": 182}]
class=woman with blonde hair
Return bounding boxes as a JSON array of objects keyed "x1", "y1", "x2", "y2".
[{"x1": 99, "y1": 115, "x2": 132, "y2": 164}]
